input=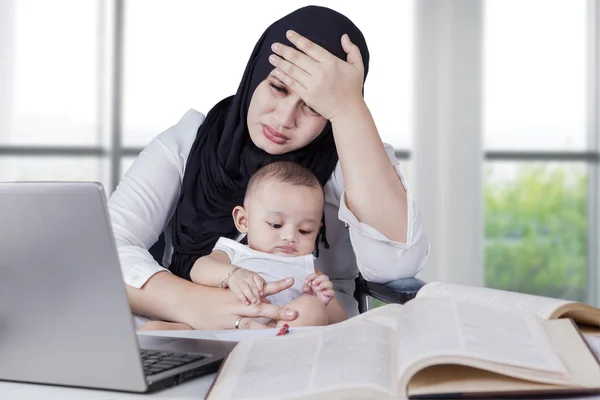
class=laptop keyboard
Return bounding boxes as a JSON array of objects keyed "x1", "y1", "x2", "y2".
[{"x1": 140, "y1": 349, "x2": 207, "y2": 376}]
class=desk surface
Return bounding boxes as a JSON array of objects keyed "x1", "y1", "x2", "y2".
[
  {"x1": 0, "y1": 373, "x2": 214, "y2": 400},
  {"x1": 0, "y1": 328, "x2": 296, "y2": 400},
  {"x1": 3, "y1": 330, "x2": 600, "y2": 400}
]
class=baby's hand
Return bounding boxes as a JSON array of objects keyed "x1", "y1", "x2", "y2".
[
  {"x1": 303, "y1": 273, "x2": 335, "y2": 306},
  {"x1": 226, "y1": 268, "x2": 266, "y2": 305}
]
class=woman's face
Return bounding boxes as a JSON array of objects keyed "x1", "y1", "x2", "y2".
[{"x1": 247, "y1": 71, "x2": 328, "y2": 155}]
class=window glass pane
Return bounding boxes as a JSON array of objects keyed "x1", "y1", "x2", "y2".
[
  {"x1": 484, "y1": 0, "x2": 586, "y2": 150},
  {"x1": 120, "y1": 156, "x2": 137, "y2": 179},
  {"x1": 484, "y1": 162, "x2": 587, "y2": 302},
  {"x1": 122, "y1": 1, "x2": 413, "y2": 149},
  {"x1": 0, "y1": 156, "x2": 106, "y2": 188},
  {"x1": 0, "y1": 0, "x2": 100, "y2": 146}
]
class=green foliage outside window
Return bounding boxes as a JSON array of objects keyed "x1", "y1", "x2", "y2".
[{"x1": 484, "y1": 164, "x2": 587, "y2": 302}]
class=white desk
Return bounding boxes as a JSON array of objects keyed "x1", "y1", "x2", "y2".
[
  {"x1": 0, "y1": 328, "x2": 301, "y2": 400},
  {"x1": 3, "y1": 330, "x2": 600, "y2": 400},
  {"x1": 0, "y1": 374, "x2": 215, "y2": 400}
]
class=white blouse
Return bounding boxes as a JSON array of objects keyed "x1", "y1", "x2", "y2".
[{"x1": 108, "y1": 109, "x2": 430, "y2": 317}]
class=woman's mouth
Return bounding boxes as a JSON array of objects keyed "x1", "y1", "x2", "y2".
[{"x1": 263, "y1": 124, "x2": 289, "y2": 145}]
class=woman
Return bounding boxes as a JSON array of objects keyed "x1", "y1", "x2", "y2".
[{"x1": 109, "y1": 5, "x2": 430, "y2": 330}]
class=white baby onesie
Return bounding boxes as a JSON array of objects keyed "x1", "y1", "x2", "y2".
[{"x1": 213, "y1": 237, "x2": 316, "y2": 309}]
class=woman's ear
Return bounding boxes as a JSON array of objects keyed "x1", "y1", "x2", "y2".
[{"x1": 232, "y1": 205, "x2": 249, "y2": 234}]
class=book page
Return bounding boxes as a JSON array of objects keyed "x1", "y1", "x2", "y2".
[
  {"x1": 396, "y1": 298, "x2": 568, "y2": 378},
  {"x1": 417, "y1": 281, "x2": 572, "y2": 319},
  {"x1": 342, "y1": 303, "x2": 404, "y2": 330},
  {"x1": 584, "y1": 334, "x2": 600, "y2": 360},
  {"x1": 213, "y1": 323, "x2": 395, "y2": 399}
]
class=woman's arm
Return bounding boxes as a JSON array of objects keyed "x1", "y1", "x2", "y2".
[
  {"x1": 330, "y1": 102, "x2": 408, "y2": 243},
  {"x1": 127, "y1": 270, "x2": 298, "y2": 329},
  {"x1": 108, "y1": 110, "x2": 204, "y2": 289},
  {"x1": 268, "y1": 32, "x2": 408, "y2": 242},
  {"x1": 323, "y1": 150, "x2": 430, "y2": 284}
]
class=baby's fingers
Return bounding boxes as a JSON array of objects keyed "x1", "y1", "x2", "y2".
[
  {"x1": 239, "y1": 284, "x2": 258, "y2": 305},
  {"x1": 246, "y1": 279, "x2": 260, "y2": 303},
  {"x1": 310, "y1": 275, "x2": 330, "y2": 286},
  {"x1": 304, "y1": 273, "x2": 318, "y2": 284},
  {"x1": 316, "y1": 280, "x2": 333, "y2": 291},
  {"x1": 253, "y1": 275, "x2": 266, "y2": 297},
  {"x1": 233, "y1": 287, "x2": 250, "y2": 305}
]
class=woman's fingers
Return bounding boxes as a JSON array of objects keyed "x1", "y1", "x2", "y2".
[
  {"x1": 239, "y1": 318, "x2": 269, "y2": 330},
  {"x1": 269, "y1": 54, "x2": 310, "y2": 88},
  {"x1": 341, "y1": 33, "x2": 364, "y2": 74},
  {"x1": 264, "y1": 277, "x2": 294, "y2": 296},
  {"x1": 234, "y1": 301, "x2": 298, "y2": 322},
  {"x1": 282, "y1": 30, "x2": 330, "y2": 62}
]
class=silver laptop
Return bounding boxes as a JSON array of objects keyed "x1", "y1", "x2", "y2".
[{"x1": 0, "y1": 181, "x2": 235, "y2": 393}]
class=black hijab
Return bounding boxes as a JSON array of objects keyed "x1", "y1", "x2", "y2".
[{"x1": 169, "y1": 6, "x2": 370, "y2": 280}]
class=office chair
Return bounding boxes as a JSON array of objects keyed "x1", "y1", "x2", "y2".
[{"x1": 148, "y1": 233, "x2": 424, "y2": 314}]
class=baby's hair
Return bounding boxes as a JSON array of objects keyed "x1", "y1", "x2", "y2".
[
  {"x1": 245, "y1": 161, "x2": 323, "y2": 201},
  {"x1": 245, "y1": 161, "x2": 330, "y2": 257}
]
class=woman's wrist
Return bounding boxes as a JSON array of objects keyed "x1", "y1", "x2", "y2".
[
  {"x1": 330, "y1": 97, "x2": 368, "y2": 126},
  {"x1": 128, "y1": 270, "x2": 197, "y2": 325}
]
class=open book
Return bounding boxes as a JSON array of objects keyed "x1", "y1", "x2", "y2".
[
  {"x1": 208, "y1": 296, "x2": 600, "y2": 399},
  {"x1": 207, "y1": 297, "x2": 600, "y2": 400},
  {"x1": 416, "y1": 281, "x2": 600, "y2": 330}
]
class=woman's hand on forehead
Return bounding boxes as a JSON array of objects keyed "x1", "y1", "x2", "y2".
[{"x1": 268, "y1": 30, "x2": 365, "y2": 121}]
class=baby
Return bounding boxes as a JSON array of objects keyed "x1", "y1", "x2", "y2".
[
  {"x1": 190, "y1": 161, "x2": 347, "y2": 328},
  {"x1": 139, "y1": 161, "x2": 346, "y2": 331}
]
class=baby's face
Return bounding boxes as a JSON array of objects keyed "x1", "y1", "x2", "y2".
[{"x1": 244, "y1": 179, "x2": 324, "y2": 257}]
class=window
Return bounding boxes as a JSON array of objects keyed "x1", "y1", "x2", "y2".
[
  {"x1": 484, "y1": 162, "x2": 587, "y2": 301},
  {"x1": 484, "y1": 0, "x2": 586, "y2": 151},
  {"x1": 483, "y1": 0, "x2": 589, "y2": 301},
  {"x1": 2, "y1": 0, "x2": 101, "y2": 147},
  {"x1": 0, "y1": 0, "x2": 106, "y2": 185},
  {"x1": 2, "y1": 1, "x2": 413, "y2": 191}
]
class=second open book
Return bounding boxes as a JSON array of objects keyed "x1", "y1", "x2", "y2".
[{"x1": 207, "y1": 281, "x2": 600, "y2": 400}]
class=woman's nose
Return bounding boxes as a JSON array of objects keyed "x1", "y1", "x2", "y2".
[{"x1": 273, "y1": 100, "x2": 297, "y2": 129}]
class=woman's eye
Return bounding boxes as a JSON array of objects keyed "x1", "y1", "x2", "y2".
[
  {"x1": 269, "y1": 83, "x2": 287, "y2": 95},
  {"x1": 303, "y1": 103, "x2": 319, "y2": 115},
  {"x1": 299, "y1": 230, "x2": 313, "y2": 235},
  {"x1": 268, "y1": 223, "x2": 282, "y2": 229}
]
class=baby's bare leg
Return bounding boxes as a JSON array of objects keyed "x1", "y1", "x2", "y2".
[
  {"x1": 138, "y1": 321, "x2": 193, "y2": 331},
  {"x1": 276, "y1": 295, "x2": 328, "y2": 328}
]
